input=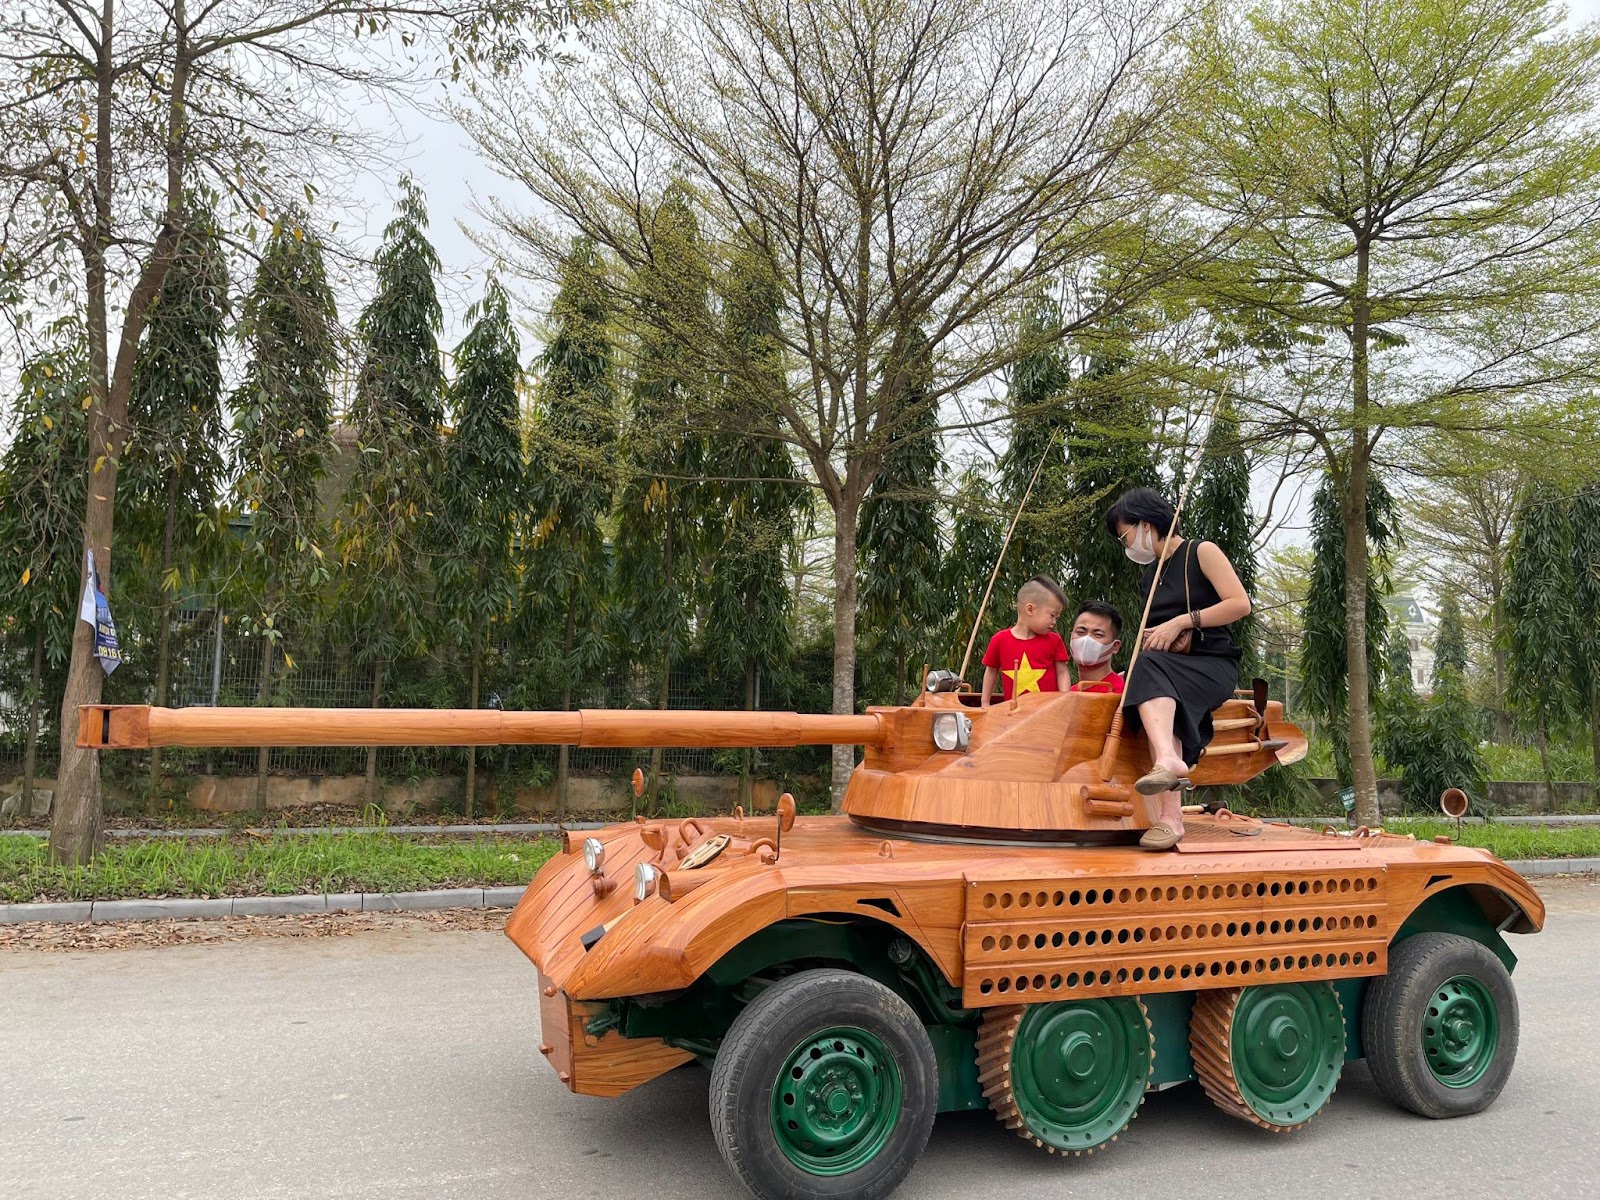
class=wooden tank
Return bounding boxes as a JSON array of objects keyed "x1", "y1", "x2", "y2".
[{"x1": 80, "y1": 694, "x2": 1543, "y2": 1200}]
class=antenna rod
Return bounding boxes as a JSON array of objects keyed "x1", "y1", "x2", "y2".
[{"x1": 957, "y1": 433, "x2": 1059, "y2": 684}]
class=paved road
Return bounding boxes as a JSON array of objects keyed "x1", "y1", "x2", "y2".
[{"x1": 3, "y1": 879, "x2": 1598, "y2": 1200}]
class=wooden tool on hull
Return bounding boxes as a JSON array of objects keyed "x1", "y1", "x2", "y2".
[{"x1": 78, "y1": 688, "x2": 1304, "y2": 839}]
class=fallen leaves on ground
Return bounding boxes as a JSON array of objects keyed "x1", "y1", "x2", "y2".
[{"x1": 0, "y1": 907, "x2": 509, "y2": 953}]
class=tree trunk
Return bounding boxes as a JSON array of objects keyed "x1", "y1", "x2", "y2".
[
  {"x1": 830, "y1": 497, "x2": 861, "y2": 811},
  {"x1": 1343, "y1": 242, "x2": 1381, "y2": 827},
  {"x1": 465, "y1": 651, "x2": 481, "y2": 819},
  {"x1": 648, "y1": 669, "x2": 670, "y2": 815},
  {"x1": 18, "y1": 630, "x2": 44, "y2": 825},
  {"x1": 1537, "y1": 713, "x2": 1555, "y2": 812},
  {"x1": 147, "y1": 472, "x2": 181, "y2": 814},
  {"x1": 364, "y1": 658, "x2": 385, "y2": 809},
  {"x1": 1490, "y1": 571, "x2": 1512, "y2": 742},
  {"x1": 1590, "y1": 682, "x2": 1600, "y2": 808},
  {"x1": 740, "y1": 661, "x2": 756, "y2": 812},
  {"x1": 252, "y1": 630, "x2": 274, "y2": 814},
  {"x1": 557, "y1": 607, "x2": 575, "y2": 814},
  {"x1": 50, "y1": 2, "x2": 192, "y2": 865},
  {"x1": 647, "y1": 515, "x2": 676, "y2": 813}
]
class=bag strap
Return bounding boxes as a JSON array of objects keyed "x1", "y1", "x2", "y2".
[{"x1": 1184, "y1": 541, "x2": 1202, "y2": 645}]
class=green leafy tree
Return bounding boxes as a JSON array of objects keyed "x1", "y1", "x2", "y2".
[
  {"x1": 231, "y1": 216, "x2": 339, "y2": 813},
  {"x1": 1401, "y1": 465, "x2": 1522, "y2": 739},
  {"x1": 1378, "y1": 609, "x2": 1486, "y2": 814},
  {"x1": 858, "y1": 329, "x2": 945, "y2": 706},
  {"x1": 437, "y1": 279, "x2": 525, "y2": 817},
  {"x1": 1382, "y1": 625, "x2": 1417, "y2": 708},
  {"x1": 4, "y1": 0, "x2": 585, "y2": 865},
  {"x1": 945, "y1": 468, "x2": 1005, "y2": 679},
  {"x1": 700, "y1": 238, "x2": 804, "y2": 807},
  {"x1": 469, "y1": 0, "x2": 1225, "y2": 806},
  {"x1": 1302, "y1": 470, "x2": 1394, "y2": 784},
  {"x1": 335, "y1": 178, "x2": 446, "y2": 804},
  {"x1": 1432, "y1": 592, "x2": 1470, "y2": 688},
  {"x1": 121, "y1": 201, "x2": 230, "y2": 807},
  {"x1": 1188, "y1": 399, "x2": 1257, "y2": 667},
  {"x1": 0, "y1": 343, "x2": 90, "y2": 817},
  {"x1": 1186, "y1": 0, "x2": 1600, "y2": 824},
  {"x1": 526, "y1": 239, "x2": 621, "y2": 807},
  {"x1": 1504, "y1": 480, "x2": 1583, "y2": 807},
  {"x1": 1570, "y1": 483, "x2": 1600, "y2": 796},
  {"x1": 613, "y1": 189, "x2": 712, "y2": 808},
  {"x1": 1059, "y1": 363, "x2": 1162, "y2": 640},
  {"x1": 998, "y1": 298, "x2": 1072, "y2": 591}
]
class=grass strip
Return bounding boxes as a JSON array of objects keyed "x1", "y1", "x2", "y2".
[
  {"x1": 0, "y1": 832, "x2": 559, "y2": 904},
  {"x1": 1375, "y1": 819, "x2": 1600, "y2": 861}
]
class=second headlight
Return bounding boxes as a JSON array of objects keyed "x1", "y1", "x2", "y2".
[{"x1": 931, "y1": 712, "x2": 972, "y2": 752}]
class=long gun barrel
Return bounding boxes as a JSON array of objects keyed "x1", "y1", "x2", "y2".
[{"x1": 77, "y1": 705, "x2": 886, "y2": 751}]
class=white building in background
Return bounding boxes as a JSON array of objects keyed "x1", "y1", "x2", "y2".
[{"x1": 1391, "y1": 594, "x2": 1436, "y2": 697}]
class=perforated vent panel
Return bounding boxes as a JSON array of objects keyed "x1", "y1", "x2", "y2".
[{"x1": 961, "y1": 870, "x2": 1389, "y2": 1006}]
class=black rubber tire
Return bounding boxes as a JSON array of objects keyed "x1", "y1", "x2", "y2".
[
  {"x1": 708, "y1": 969, "x2": 938, "y2": 1200},
  {"x1": 1362, "y1": 932, "x2": 1520, "y2": 1119}
]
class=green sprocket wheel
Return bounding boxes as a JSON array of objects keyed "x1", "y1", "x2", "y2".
[
  {"x1": 1192, "y1": 982, "x2": 1346, "y2": 1132},
  {"x1": 978, "y1": 998, "x2": 1153, "y2": 1155}
]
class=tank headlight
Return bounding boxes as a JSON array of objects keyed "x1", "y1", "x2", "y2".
[
  {"x1": 583, "y1": 837, "x2": 606, "y2": 874},
  {"x1": 924, "y1": 668, "x2": 961, "y2": 693},
  {"x1": 932, "y1": 712, "x2": 971, "y2": 752},
  {"x1": 634, "y1": 862, "x2": 660, "y2": 903}
]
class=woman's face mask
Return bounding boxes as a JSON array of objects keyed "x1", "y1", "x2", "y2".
[
  {"x1": 1070, "y1": 634, "x2": 1115, "y2": 666},
  {"x1": 1123, "y1": 523, "x2": 1159, "y2": 565}
]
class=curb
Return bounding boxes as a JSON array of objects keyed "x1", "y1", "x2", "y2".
[
  {"x1": 0, "y1": 885, "x2": 531, "y2": 925},
  {"x1": 0, "y1": 862, "x2": 1593, "y2": 926}
]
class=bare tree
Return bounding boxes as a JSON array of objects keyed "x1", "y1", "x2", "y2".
[
  {"x1": 462, "y1": 0, "x2": 1223, "y2": 805},
  {"x1": 0, "y1": 0, "x2": 577, "y2": 863}
]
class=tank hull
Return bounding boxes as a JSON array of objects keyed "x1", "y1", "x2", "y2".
[{"x1": 507, "y1": 811, "x2": 1542, "y2": 1100}]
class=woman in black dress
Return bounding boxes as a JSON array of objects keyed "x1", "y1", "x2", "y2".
[{"x1": 1106, "y1": 487, "x2": 1252, "y2": 850}]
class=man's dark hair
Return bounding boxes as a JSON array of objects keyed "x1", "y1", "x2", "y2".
[
  {"x1": 1074, "y1": 599, "x2": 1123, "y2": 638},
  {"x1": 1024, "y1": 574, "x2": 1068, "y2": 607},
  {"x1": 1104, "y1": 486, "x2": 1176, "y2": 540}
]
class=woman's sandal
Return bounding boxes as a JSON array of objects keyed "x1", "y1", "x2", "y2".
[
  {"x1": 1139, "y1": 823, "x2": 1184, "y2": 851},
  {"x1": 1134, "y1": 767, "x2": 1192, "y2": 796}
]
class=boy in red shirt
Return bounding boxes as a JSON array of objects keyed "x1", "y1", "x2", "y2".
[
  {"x1": 1067, "y1": 599, "x2": 1126, "y2": 694},
  {"x1": 980, "y1": 576, "x2": 1070, "y2": 706}
]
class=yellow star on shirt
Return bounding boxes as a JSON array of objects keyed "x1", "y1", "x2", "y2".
[{"x1": 1004, "y1": 652, "x2": 1046, "y2": 696}]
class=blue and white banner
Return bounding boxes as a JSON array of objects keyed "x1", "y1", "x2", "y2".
[{"x1": 78, "y1": 549, "x2": 121, "y2": 675}]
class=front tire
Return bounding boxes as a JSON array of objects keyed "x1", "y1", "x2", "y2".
[
  {"x1": 709, "y1": 969, "x2": 937, "y2": 1200},
  {"x1": 1362, "y1": 932, "x2": 1520, "y2": 1118}
]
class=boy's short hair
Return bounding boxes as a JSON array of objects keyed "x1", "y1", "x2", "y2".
[
  {"x1": 1018, "y1": 574, "x2": 1067, "y2": 608},
  {"x1": 1074, "y1": 598, "x2": 1123, "y2": 638}
]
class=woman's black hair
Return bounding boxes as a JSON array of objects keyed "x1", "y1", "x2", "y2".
[{"x1": 1105, "y1": 486, "x2": 1176, "y2": 540}]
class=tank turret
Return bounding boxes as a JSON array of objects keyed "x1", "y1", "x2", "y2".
[{"x1": 79, "y1": 685, "x2": 1303, "y2": 839}]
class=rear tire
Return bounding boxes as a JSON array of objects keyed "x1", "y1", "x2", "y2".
[
  {"x1": 1362, "y1": 933, "x2": 1519, "y2": 1118},
  {"x1": 709, "y1": 969, "x2": 937, "y2": 1200}
]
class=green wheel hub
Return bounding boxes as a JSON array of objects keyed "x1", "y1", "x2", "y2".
[
  {"x1": 1010, "y1": 998, "x2": 1152, "y2": 1152},
  {"x1": 770, "y1": 1027, "x2": 902, "y2": 1175},
  {"x1": 1422, "y1": 975, "x2": 1499, "y2": 1089},
  {"x1": 1230, "y1": 983, "x2": 1345, "y2": 1126}
]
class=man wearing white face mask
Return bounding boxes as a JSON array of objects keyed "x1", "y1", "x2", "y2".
[
  {"x1": 1067, "y1": 600, "x2": 1125, "y2": 695},
  {"x1": 1105, "y1": 487, "x2": 1253, "y2": 850}
]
